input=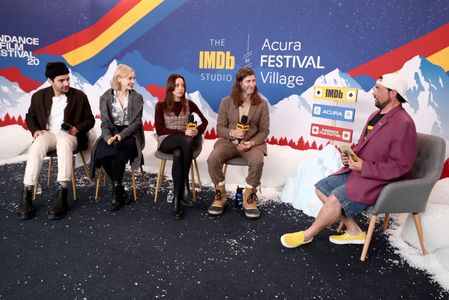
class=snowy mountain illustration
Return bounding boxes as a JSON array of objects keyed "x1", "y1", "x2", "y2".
[
  {"x1": 0, "y1": 76, "x2": 25, "y2": 117},
  {"x1": 269, "y1": 56, "x2": 449, "y2": 149},
  {"x1": 186, "y1": 91, "x2": 217, "y2": 130},
  {"x1": 0, "y1": 59, "x2": 216, "y2": 131},
  {"x1": 401, "y1": 55, "x2": 449, "y2": 141},
  {"x1": 1, "y1": 55, "x2": 448, "y2": 153},
  {"x1": 269, "y1": 68, "x2": 374, "y2": 144}
]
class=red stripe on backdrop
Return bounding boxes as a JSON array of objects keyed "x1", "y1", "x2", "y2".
[
  {"x1": 0, "y1": 67, "x2": 42, "y2": 92},
  {"x1": 348, "y1": 22, "x2": 449, "y2": 78},
  {"x1": 146, "y1": 84, "x2": 166, "y2": 101},
  {"x1": 34, "y1": 0, "x2": 141, "y2": 55}
]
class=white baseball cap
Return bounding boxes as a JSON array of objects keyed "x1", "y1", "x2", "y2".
[{"x1": 376, "y1": 73, "x2": 408, "y2": 102}]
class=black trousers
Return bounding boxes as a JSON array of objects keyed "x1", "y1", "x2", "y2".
[
  {"x1": 159, "y1": 134, "x2": 197, "y2": 198},
  {"x1": 100, "y1": 156, "x2": 126, "y2": 185}
]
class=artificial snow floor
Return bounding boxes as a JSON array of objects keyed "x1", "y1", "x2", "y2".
[{"x1": 0, "y1": 162, "x2": 447, "y2": 299}]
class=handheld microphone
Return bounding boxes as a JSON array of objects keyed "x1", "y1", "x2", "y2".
[
  {"x1": 60, "y1": 122, "x2": 72, "y2": 132},
  {"x1": 186, "y1": 114, "x2": 197, "y2": 130},
  {"x1": 107, "y1": 135, "x2": 118, "y2": 145},
  {"x1": 236, "y1": 115, "x2": 249, "y2": 143}
]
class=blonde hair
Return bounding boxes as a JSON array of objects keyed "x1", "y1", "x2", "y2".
[{"x1": 111, "y1": 64, "x2": 135, "y2": 90}]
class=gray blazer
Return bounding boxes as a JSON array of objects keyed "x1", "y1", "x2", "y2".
[{"x1": 90, "y1": 88, "x2": 145, "y2": 176}]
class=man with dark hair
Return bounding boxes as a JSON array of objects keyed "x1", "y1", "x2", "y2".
[
  {"x1": 16, "y1": 62, "x2": 95, "y2": 220},
  {"x1": 207, "y1": 67, "x2": 270, "y2": 219},
  {"x1": 281, "y1": 73, "x2": 417, "y2": 248}
]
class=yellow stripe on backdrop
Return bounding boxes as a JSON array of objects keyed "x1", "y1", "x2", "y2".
[
  {"x1": 63, "y1": 0, "x2": 164, "y2": 66},
  {"x1": 427, "y1": 45, "x2": 449, "y2": 72}
]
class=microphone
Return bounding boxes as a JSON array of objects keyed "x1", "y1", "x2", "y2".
[
  {"x1": 236, "y1": 115, "x2": 249, "y2": 143},
  {"x1": 186, "y1": 114, "x2": 197, "y2": 130}
]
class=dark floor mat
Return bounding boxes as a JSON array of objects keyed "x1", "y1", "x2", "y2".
[{"x1": 0, "y1": 162, "x2": 447, "y2": 299}]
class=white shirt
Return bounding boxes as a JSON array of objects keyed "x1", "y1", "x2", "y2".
[{"x1": 48, "y1": 95, "x2": 67, "y2": 130}]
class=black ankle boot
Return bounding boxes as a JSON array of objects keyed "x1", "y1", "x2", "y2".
[
  {"x1": 182, "y1": 181, "x2": 194, "y2": 206},
  {"x1": 172, "y1": 195, "x2": 184, "y2": 220},
  {"x1": 121, "y1": 188, "x2": 130, "y2": 205},
  {"x1": 17, "y1": 188, "x2": 34, "y2": 220},
  {"x1": 48, "y1": 186, "x2": 69, "y2": 220},
  {"x1": 111, "y1": 183, "x2": 125, "y2": 211}
]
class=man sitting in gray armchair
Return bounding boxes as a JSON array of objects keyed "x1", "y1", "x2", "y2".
[{"x1": 281, "y1": 73, "x2": 417, "y2": 248}]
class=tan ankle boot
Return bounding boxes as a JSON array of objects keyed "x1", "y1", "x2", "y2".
[
  {"x1": 208, "y1": 185, "x2": 227, "y2": 216},
  {"x1": 243, "y1": 187, "x2": 260, "y2": 218}
]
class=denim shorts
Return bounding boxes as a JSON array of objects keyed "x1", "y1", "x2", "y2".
[{"x1": 314, "y1": 173, "x2": 368, "y2": 218}]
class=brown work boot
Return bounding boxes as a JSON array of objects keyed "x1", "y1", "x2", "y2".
[
  {"x1": 243, "y1": 187, "x2": 260, "y2": 219},
  {"x1": 208, "y1": 184, "x2": 227, "y2": 216}
]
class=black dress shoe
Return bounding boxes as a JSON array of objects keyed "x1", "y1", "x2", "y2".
[
  {"x1": 172, "y1": 195, "x2": 184, "y2": 220},
  {"x1": 48, "y1": 186, "x2": 69, "y2": 220},
  {"x1": 121, "y1": 188, "x2": 133, "y2": 205},
  {"x1": 181, "y1": 182, "x2": 194, "y2": 206},
  {"x1": 111, "y1": 199, "x2": 123, "y2": 211},
  {"x1": 16, "y1": 189, "x2": 35, "y2": 220}
]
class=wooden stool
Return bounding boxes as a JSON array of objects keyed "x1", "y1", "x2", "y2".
[
  {"x1": 222, "y1": 157, "x2": 262, "y2": 193},
  {"x1": 33, "y1": 150, "x2": 92, "y2": 201},
  {"x1": 95, "y1": 165, "x2": 148, "y2": 201},
  {"x1": 222, "y1": 156, "x2": 248, "y2": 176},
  {"x1": 154, "y1": 145, "x2": 202, "y2": 203}
]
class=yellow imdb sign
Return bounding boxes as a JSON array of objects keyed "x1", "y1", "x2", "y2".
[{"x1": 313, "y1": 86, "x2": 358, "y2": 103}]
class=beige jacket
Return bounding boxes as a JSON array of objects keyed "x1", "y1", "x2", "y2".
[{"x1": 215, "y1": 96, "x2": 270, "y2": 155}]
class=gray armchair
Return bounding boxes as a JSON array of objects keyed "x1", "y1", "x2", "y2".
[{"x1": 360, "y1": 132, "x2": 446, "y2": 261}]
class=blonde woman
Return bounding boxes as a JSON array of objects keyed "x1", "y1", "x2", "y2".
[{"x1": 91, "y1": 64, "x2": 145, "y2": 211}]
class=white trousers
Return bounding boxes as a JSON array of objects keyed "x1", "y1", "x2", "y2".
[{"x1": 23, "y1": 130, "x2": 77, "y2": 186}]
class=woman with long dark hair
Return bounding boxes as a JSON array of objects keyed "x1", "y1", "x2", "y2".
[{"x1": 155, "y1": 74, "x2": 208, "y2": 219}]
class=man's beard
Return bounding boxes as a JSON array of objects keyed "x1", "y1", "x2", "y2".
[
  {"x1": 375, "y1": 96, "x2": 391, "y2": 110},
  {"x1": 57, "y1": 86, "x2": 69, "y2": 94},
  {"x1": 242, "y1": 87, "x2": 254, "y2": 96}
]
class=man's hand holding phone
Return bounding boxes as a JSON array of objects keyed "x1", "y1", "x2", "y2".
[
  {"x1": 340, "y1": 145, "x2": 363, "y2": 171},
  {"x1": 340, "y1": 145, "x2": 358, "y2": 162}
]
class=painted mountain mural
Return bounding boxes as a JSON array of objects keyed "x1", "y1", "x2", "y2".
[{"x1": 0, "y1": 55, "x2": 448, "y2": 156}]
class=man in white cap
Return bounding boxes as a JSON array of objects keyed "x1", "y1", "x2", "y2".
[
  {"x1": 16, "y1": 61, "x2": 95, "y2": 220},
  {"x1": 280, "y1": 73, "x2": 417, "y2": 248}
]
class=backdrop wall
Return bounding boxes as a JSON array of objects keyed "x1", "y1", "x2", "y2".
[{"x1": 1, "y1": 0, "x2": 449, "y2": 158}]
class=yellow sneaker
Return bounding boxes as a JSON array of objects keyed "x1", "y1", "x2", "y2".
[
  {"x1": 280, "y1": 231, "x2": 313, "y2": 248},
  {"x1": 329, "y1": 231, "x2": 366, "y2": 245}
]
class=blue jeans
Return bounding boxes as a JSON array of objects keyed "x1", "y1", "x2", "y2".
[{"x1": 315, "y1": 173, "x2": 368, "y2": 218}]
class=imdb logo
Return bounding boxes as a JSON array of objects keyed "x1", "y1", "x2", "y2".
[{"x1": 199, "y1": 51, "x2": 235, "y2": 69}]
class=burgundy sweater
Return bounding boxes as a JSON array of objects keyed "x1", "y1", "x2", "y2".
[{"x1": 155, "y1": 100, "x2": 208, "y2": 135}]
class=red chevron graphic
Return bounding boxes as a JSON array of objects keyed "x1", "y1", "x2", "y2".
[
  {"x1": 348, "y1": 22, "x2": 449, "y2": 78},
  {"x1": 34, "y1": 0, "x2": 141, "y2": 55}
]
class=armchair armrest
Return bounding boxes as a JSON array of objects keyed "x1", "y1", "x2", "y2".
[{"x1": 366, "y1": 177, "x2": 438, "y2": 214}]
